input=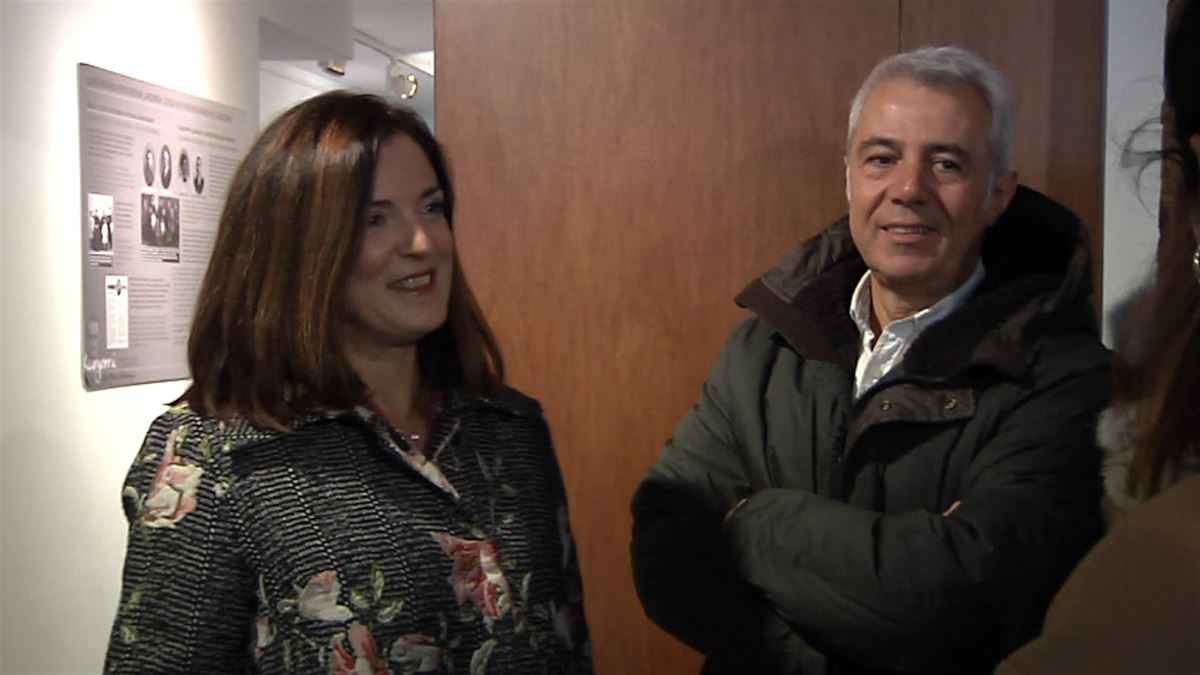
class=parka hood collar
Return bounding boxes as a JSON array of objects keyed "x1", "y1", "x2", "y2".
[{"x1": 736, "y1": 185, "x2": 1098, "y2": 378}]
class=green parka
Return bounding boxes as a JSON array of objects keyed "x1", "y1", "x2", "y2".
[{"x1": 631, "y1": 186, "x2": 1111, "y2": 674}]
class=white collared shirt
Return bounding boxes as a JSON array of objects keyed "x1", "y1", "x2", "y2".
[{"x1": 849, "y1": 263, "x2": 985, "y2": 398}]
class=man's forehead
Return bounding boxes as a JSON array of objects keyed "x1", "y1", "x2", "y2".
[
  {"x1": 864, "y1": 74, "x2": 991, "y2": 107},
  {"x1": 855, "y1": 136, "x2": 970, "y2": 156},
  {"x1": 850, "y1": 77, "x2": 992, "y2": 143}
]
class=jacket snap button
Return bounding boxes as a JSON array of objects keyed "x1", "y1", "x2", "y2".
[
  {"x1": 944, "y1": 397, "x2": 958, "y2": 410},
  {"x1": 880, "y1": 400, "x2": 892, "y2": 411}
]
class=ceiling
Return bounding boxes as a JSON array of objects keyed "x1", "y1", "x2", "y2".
[
  {"x1": 353, "y1": 0, "x2": 433, "y2": 55},
  {"x1": 263, "y1": 0, "x2": 436, "y2": 122}
]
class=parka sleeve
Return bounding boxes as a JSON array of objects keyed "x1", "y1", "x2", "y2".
[
  {"x1": 722, "y1": 336, "x2": 1112, "y2": 673},
  {"x1": 104, "y1": 410, "x2": 255, "y2": 673},
  {"x1": 631, "y1": 320, "x2": 830, "y2": 672}
]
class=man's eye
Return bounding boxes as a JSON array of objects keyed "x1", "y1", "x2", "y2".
[
  {"x1": 934, "y1": 159, "x2": 962, "y2": 172},
  {"x1": 866, "y1": 155, "x2": 895, "y2": 167}
]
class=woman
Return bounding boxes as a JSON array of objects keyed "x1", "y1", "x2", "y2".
[
  {"x1": 996, "y1": 2, "x2": 1200, "y2": 673},
  {"x1": 105, "y1": 92, "x2": 592, "y2": 674}
]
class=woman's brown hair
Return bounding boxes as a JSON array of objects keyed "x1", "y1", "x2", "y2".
[
  {"x1": 1116, "y1": 0, "x2": 1200, "y2": 496},
  {"x1": 181, "y1": 91, "x2": 504, "y2": 428}
]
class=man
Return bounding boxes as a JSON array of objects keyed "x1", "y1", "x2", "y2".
[{"x1": 631, "y1": 47, "x2": 1110, "y2": 674}]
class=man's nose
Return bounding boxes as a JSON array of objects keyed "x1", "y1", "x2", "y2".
[{"x1": 890, "y1": 160, "x2": 928, "y2": 204}]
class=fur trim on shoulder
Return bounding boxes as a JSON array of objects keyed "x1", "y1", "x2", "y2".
[
  {"x1": 1098, "y1": 404, "x2": 1200, "y2": 521},
  {"x1": 1097, "y1": 405, "x2": 1141, "y2": 518}
]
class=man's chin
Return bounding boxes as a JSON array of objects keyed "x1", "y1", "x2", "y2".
[{"x1": 869, "y1": 268, "x2": 955, "y2": 302}]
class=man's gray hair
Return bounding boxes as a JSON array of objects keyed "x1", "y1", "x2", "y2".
[{"x1": 846, "y1": 46, "x2": 1014, "y2": 180}]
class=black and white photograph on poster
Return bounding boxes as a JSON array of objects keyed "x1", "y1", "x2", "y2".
[
  {"x1": 79, "y1": 63, "x2": 250, "y2": 390},
  {"x1": 193, "y1": 153, "x2": 205, "y2": 194},
  {"x1": 160, "y1": 144, "x2": 172, "y2": 189},
  {"x1": 86, "y1": 192, "x2": 114, "y2": 266},
  {"x1": 138, "y1": 192, "x2": 157, "y2": 245},
  {"x1": 179, "y1": 147, "x2": 190, "y2": 185},
  {"x1": 104, "y1": 275, "x2": 129, "y2": 350},
  {"x1": 142, "y1": 142, "x2": 156, "y2": 187},
  {"x1": 159, "y1": 195, "x2": 180, "y2": 250},
  {"x1": 139, "y1": 191, "x2": 180, "y2": 261}
]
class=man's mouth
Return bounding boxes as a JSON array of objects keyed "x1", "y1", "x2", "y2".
[{"x1": 881, "y1": 224, "x2": 934, "y2": 234}]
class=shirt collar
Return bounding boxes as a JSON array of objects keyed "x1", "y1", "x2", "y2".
[{"x1": 849, "y1": 261, "x2": 986, "y2": 338}]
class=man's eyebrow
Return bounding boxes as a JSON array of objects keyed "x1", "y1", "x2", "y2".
[
  {"x1": 856, "y1": 137, "x2": 901, "y2": 154},
  {"x1": 925, "y1": 143, "x2": 970, "y2": 160}
]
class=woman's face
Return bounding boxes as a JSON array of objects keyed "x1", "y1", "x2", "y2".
[{"x1": 341, "y1": 133, "x2": 454, "y2": 353}]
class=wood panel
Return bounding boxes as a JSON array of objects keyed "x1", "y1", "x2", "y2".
[
  {"x1": 902, "y1": 0, "x2": 1107, "y2": 306},
  {"x1": 435, "y1": 2, "x2": 897, "y2": 672}
]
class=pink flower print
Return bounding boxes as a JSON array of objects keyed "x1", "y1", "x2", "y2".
[
  {"x1": 389, "y1": 633, "x2": 444, "y2": 671},
  {"x1": 431, "y1": 533, "x2": 511, "y2": 619},
  {"x1": 143, "y1": 428, "x2": 203, "y2": 528},
  {"x1": 297, "y1": 571, "x2": 354, "y2": 622},
  {"x1": 330, "y1": 622, "x2": 388, "y2": 675}
]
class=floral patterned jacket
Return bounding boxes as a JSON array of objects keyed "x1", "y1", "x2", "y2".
[{"x1": 104, "y1": 387, "x2": 592, "y2": 674}]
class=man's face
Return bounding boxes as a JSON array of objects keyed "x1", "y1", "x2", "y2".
[{"x1": 846, "y1": 77, "x2": 1015, "y2": 307}]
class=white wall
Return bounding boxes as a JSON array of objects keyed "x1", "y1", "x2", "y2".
[
  {"x1": 259, "y1": 61, "x2": 340, "y2": 127},
  {"x1": 0, "y1": 2, "x2": 347, "y2": 673},
  {"x1": 1103, "y1": 0, "x2": 1169, "y2": 346}
]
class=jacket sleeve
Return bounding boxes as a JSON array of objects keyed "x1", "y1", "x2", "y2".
[
  {"x1": 104, "y1": 410, "x2": 255, "y2": 673},
  {"x1": 722, "y1": 336, "x2": 1111, "y2": 673},
  {"x1": 631, "y1": 320, "x2": 831, "y2": 673},
  {"x1": 532, "y1": 405, "x2": 596, "y2": 674}
]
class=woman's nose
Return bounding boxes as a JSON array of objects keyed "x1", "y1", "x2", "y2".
[{"x1": 395, "y1": 216, "x2": 432, "y2": 256}]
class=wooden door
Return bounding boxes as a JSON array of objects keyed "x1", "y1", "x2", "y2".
[{"x1": 435, "y1": 1, "x2": 1103, "y2": 672}]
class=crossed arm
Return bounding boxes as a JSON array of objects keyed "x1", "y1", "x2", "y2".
[{"x1": 631, "y1": 327, "x2": 1110, "y2": 673}]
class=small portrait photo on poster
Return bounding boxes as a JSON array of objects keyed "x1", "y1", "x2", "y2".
[
  {"x1": 160, "y1": 144, "x2": 172, "y2": 189},
  {"x1": 193, "y1": 154, "x2": 205, "y2": 194},
  {"x1": 179, "y1": 147, "x2": 190, "y2": 184},
  {"x1": 142, "y1": 143, "x2": 156, "y2": 187}
]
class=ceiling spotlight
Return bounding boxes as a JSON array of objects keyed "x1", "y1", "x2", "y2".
[
  {"x1": 387, "y1": 61, "x2": 419, "y2": 100},
  {"x1": 400, "y1": 75, "x2": 418, "y2": 100},
  {"x1": 320, "y1": 60, "x2": 346, "y2": 76}
]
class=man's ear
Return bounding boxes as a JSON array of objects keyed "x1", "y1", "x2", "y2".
[
  {"x1": 844, "y1": 157, "x2": 851, "y2": 203},
  {"x1": 987, "y1": 170, "x2": 1019, "y2": 226}
]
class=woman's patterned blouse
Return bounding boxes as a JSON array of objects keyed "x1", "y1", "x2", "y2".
[{"x1": 104, "y1": 387, "x2": 592, "y2": 674}]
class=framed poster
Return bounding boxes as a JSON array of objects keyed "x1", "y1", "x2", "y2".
[{"x1": 78, "y1": 64, "x2": 250, "y2": 390}]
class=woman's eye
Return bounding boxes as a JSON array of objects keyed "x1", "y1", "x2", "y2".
[
  {"x1": 366, "y1": 213, "x2": 386, "y2": 227},
  {"x1": 422, "y1": 200, "x2": 446, "y2": 215}
]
